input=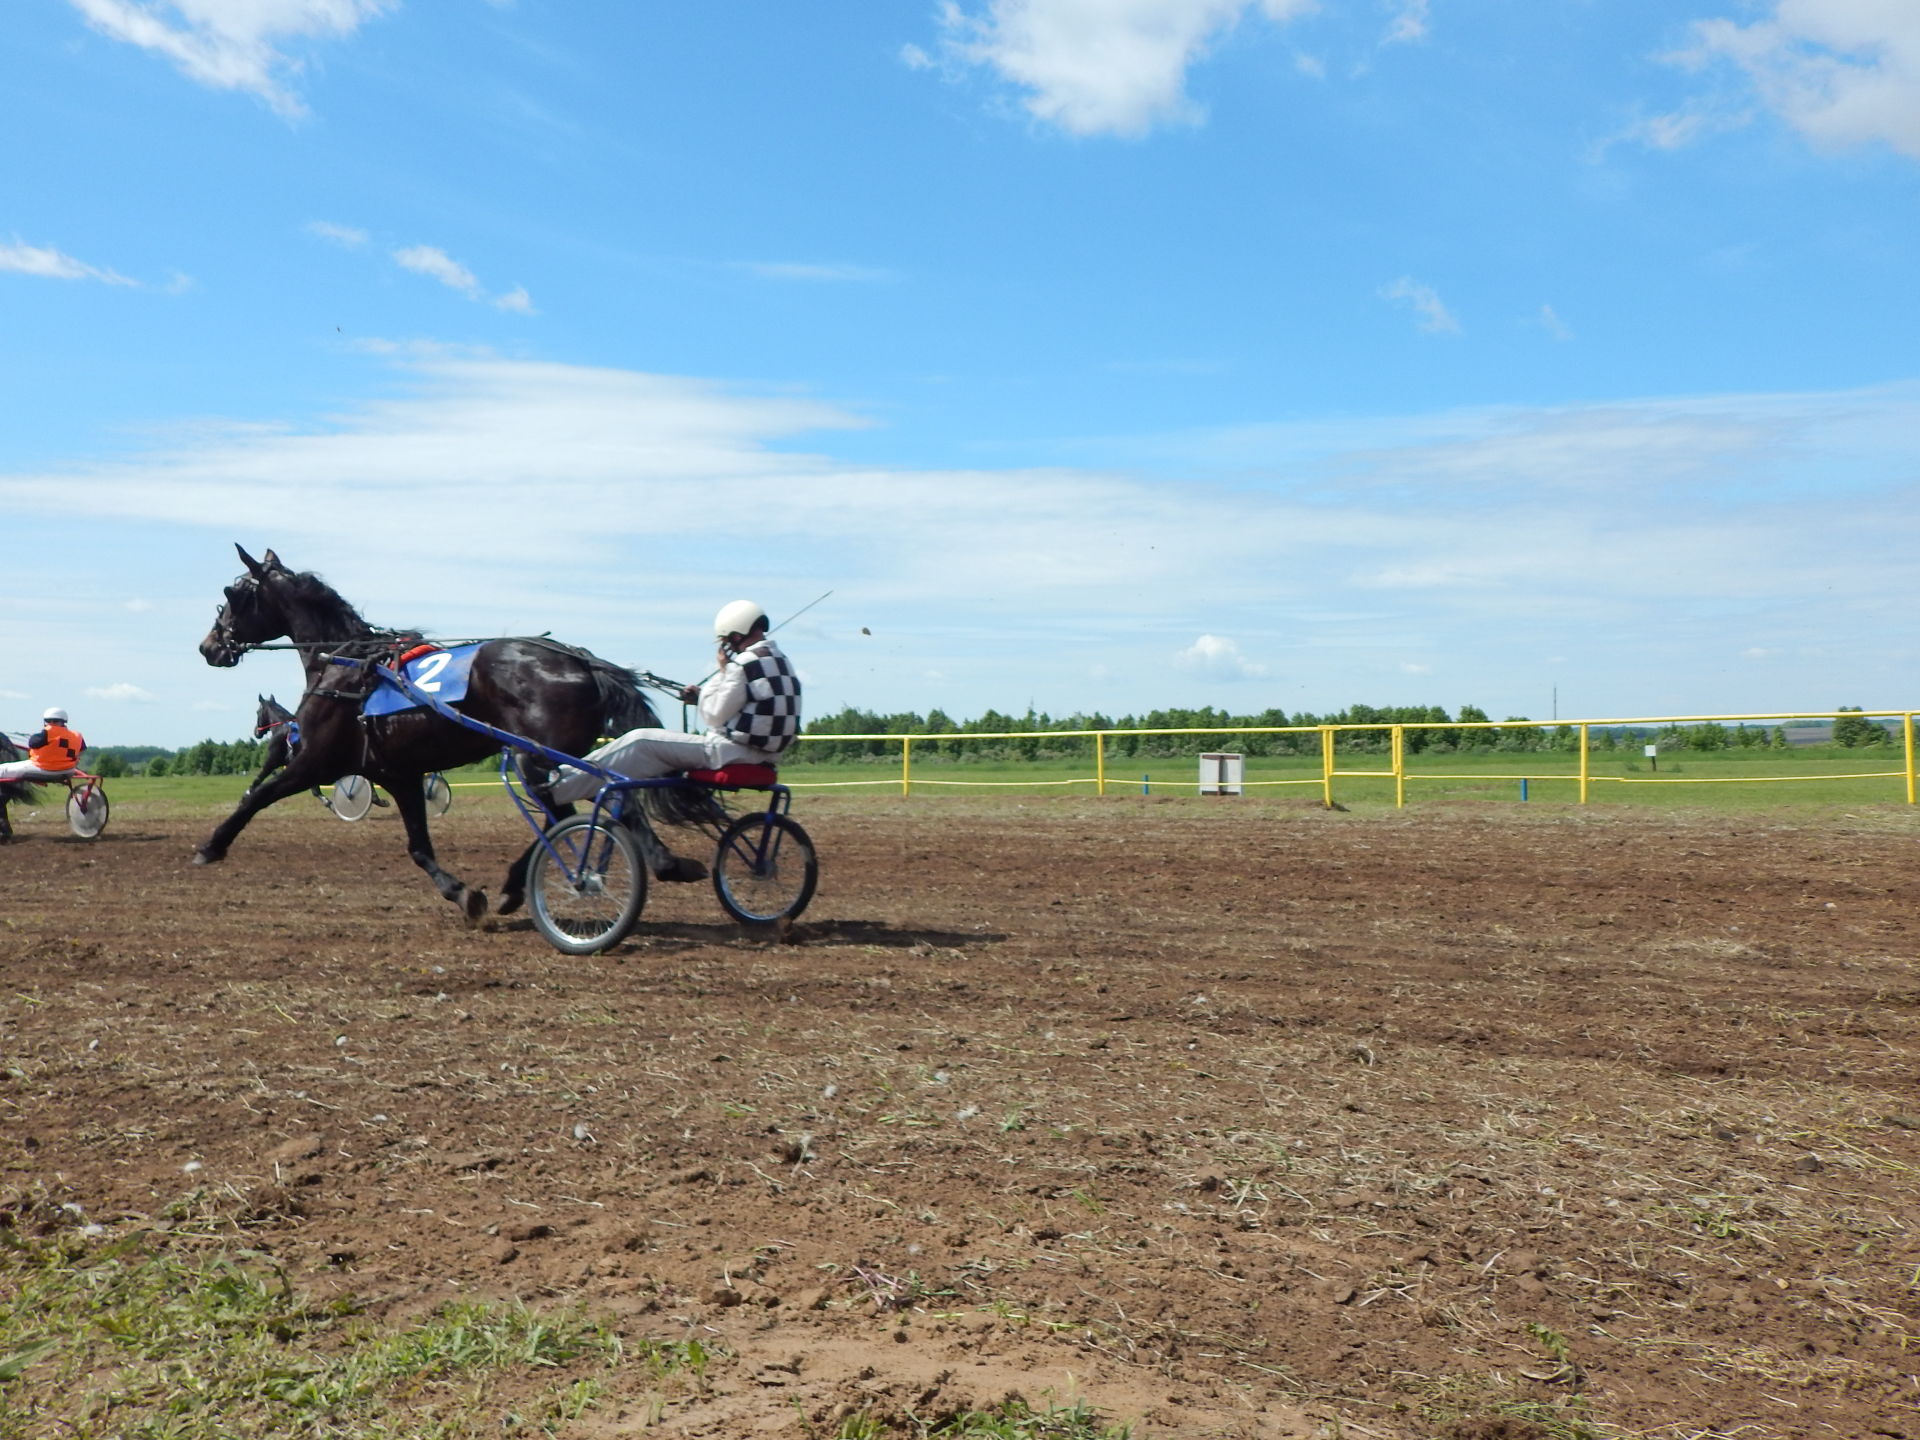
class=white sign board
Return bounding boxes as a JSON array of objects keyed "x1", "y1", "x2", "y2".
[
  {"x1": 1643, "y1": 744, "x2": 1658, "y2": 758},
  {"x1": 1200, "y1": 752, "x2": 1244, "y2": 796}
]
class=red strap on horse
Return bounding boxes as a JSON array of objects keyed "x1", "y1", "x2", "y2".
[{"x1": 396, "y1": 642, "x2": 442, "y2": 667}]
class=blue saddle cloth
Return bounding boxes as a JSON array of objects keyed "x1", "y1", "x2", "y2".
[{"x1": 363, "y1": 644, "x2": 483, "y2": 718}]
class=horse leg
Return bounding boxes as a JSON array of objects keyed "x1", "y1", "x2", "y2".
[
  {"x1": 0, "y1": 798, "x2": 10, "y2": 844},
  {"x1": 386, "y1": 780, "x2": 487, "y2": 923},
  {"x1": 196, "y1": 768, "x2": 324, "y2": 863},
  {"x1": 496, "y1": 789, "x2": 573, "y2": 917}
]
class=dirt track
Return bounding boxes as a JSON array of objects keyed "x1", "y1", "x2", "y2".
[{"x1": 5, "y1": 795, "x2": 1920, "y2": 1438}]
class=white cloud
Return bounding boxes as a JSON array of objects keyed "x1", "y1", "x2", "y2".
[
  {"x1": 6, "y1": 357, "x2": 1920, "y2": 735},
  {"x1": 1400, "y1": 661, "x2": 1432, "y2": 674},
  {"x1": 1176, "y1": 634, "x2": 1269, "y2": 680},
  {"x1": 1539, "y1": 304, "x2": 1572, "y2": 342},
  {"x1": 935, "y1": 0, "x2": 1317, "y2": 138},
  {"x1": 393, "y1": 245, "x2": 481, "y2": 297},
  {"x1": 392, "y1": 246, "x2": 536, "y2": 312},
  {"x1": 1380, "y1": 276, "x2": 1460, "y2": 334},
  {"x1": 738, "y1": 261, "x2": 895, "y2": 283},
  {"x1": 67, "y1": 0, "x2": 392, "y2": 120},
  {"x1": 308, "y1": 220, "x2": 369, "y2": 248},
  {"x1": 1384, "y1": 0, "x2": 1428, "y2": 45},
  {"x1": 901, "y1": 41, "x2": 933, "y2": 69},
  {"x1": 0, "y1": 688, "x2": 28, "y2": 701},
  {"x1": 124, "y1": 598, "x2": 155, "y2": 612},
  {"x1": 1615, "y1": 103, "x2": 1742, "y2": 153},
  {"x1": 0, "y1": 239, "x2": 135, "y2": 286},
  {"x1": 1674, "y1": 1, "x2": 1920, "y2": 159},
  {"x1": 87, "y1": 682, "x2": 156, "y2": 703}
]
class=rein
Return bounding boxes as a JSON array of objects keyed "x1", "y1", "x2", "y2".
[{"x1": 239, "y1": 632, "x2": 547, "y2": 653}]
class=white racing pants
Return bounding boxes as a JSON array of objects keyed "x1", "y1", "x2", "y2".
[
  {"x1": 549, "y1": 728, "x2": 767, "y2": 805},
  {"x1": 0, "y1": 761, "x2": 70, "y2": 784}
]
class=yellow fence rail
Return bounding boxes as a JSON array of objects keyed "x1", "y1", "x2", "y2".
[{"x1": 780, "y1": 710, "x2": 1920, "y2": 807}]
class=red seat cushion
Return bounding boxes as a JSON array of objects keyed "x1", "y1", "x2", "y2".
[{"x1": 686, "y1": 763, "x2": 778, "y2": 788}]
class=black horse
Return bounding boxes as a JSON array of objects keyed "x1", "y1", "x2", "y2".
[
  {"x1": 249, "y1": 694, "x2": 301, "y2": 794},
  {"x1": 0, "y1": 734, "x2": 43, "y2": 845},
  {"x1": 199, "y1": 545, "x2": 675, "y2": 919}
]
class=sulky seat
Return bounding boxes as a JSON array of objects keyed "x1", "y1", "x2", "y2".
[{"x1": 683, "y1": 763, "x2": 778, "y2": 789}]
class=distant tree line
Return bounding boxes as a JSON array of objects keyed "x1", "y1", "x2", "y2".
[
  {"x1": 83, "y1": 740, "x2": 265, "y2": 778},
  {"x1": 73, "y1": 704, "x2": 1902, "y2": 776},
  {"x1": 785, "y1": 703, "x2": 1881, "y2": 764}
]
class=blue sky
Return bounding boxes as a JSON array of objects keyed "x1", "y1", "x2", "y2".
[{"x1": 5, "y1": 0, "x2": 1920, "y2": 746}]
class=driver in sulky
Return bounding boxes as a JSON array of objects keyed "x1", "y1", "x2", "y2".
[
  {"x1": 549, "y1": 602, "x2": 802, "y2": 872},
  {"x1": 0, "y1": 707, "x2": 85, "y2": 783}
]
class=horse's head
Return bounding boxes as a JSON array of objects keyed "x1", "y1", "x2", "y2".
[
  {"x1": 200, "y1": 546, "x2": 292, "y2": 667},
  {"x1": 252, "y1": 694, "x2": 291, "y2": 735}
]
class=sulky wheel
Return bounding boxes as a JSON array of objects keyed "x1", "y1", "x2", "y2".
[
  {"x1": 424, "y1": 772, "x2": 453, "y2": 816},
  {"x1": 329, "y1": 775, "x2": 376, "y2": 821},
  {"x1": 66, "y1": 784, "x2": 109, "y2": 839},
  {"x1": 528, "y1": 815, "x2": 646, "y2": 954},
  {"x1": 712, "y1": 812, "x2": 817, "y2": 924}
]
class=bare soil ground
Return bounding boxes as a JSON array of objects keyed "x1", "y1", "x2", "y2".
[{"x1": 5, "y1": 795, "x2": 1920, "y2": 1438}]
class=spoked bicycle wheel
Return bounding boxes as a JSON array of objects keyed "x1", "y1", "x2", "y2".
[
  {"x1": 66, "y1": 784, "x2": 109, "y2": 838},
  {"x1": 330, "y1": 775, "x2": 376, "y2": 821},
  {"x1": 528, "y1": 816, "x2": 646, "y2": 954},
  {"x1": 712, "y1": 812, "x2": 817, "y2": 924},
  {"x1": 424, "y1": 772, "x2": 453, "y2": 816}
]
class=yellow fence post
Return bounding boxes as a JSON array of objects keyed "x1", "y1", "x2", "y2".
[
  {"x1": 1907, "y1": 714, "x2": 1916, "y2": 805},
  {"x1": 1579, "y1": 724, "x2": 1590, "y2": 805},
  {"x1": 1392, "y1": 725, "x2": 1405, "y2": 808},
  {"x1": 901, "y1": 735, "x2": 912, "y2": 797},
  {"x1": 1321, "y1": 726, "x2": 1336, "y2": 809},
  {"x1": 1095, "y1": 731, "x2": 1106, "y2": 797}
]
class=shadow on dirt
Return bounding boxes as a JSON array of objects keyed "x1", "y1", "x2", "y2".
[{"x1": 487, "y1": 916, "x2": 1007, "y2": 952}]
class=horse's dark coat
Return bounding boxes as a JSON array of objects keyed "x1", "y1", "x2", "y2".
[{"x1": 197, "y1": 545, "x2": 667, "y2": 918}]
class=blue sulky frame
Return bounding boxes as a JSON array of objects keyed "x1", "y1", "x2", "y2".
[{"x1": 327, "y1": 656, "x2": 816, "y2": 952}]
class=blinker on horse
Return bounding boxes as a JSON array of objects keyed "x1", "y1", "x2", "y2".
[{"x1": 197, "y1": 545, "x2": 666, "y2": 920}]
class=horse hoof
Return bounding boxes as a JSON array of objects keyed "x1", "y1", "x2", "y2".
[
  {"x1": 497, "y1": 892, "x2": 523, "y2": 917},
  {"x1": 192, "y1": 850, "x2": 221, "y2": 867},
  {"x1": 462, "y1": 889, "x2": 488, "y2": 924}
]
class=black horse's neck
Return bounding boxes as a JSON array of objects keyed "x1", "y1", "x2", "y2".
[
  {"x1": 266, "y1": 572, "x2": 422, "y2": 680},
  {"x1": 269, "y1": 570, "x2": 380, "y2": 645}
]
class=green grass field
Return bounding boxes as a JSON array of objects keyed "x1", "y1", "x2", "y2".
[
  {"x1": 70, "y1": 743, "x2": 1917, "y2": 823},
  {"x1": 777, "y1": 743, "x2": 1918, "y2": 811}
]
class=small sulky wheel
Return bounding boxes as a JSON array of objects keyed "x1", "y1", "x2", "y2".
[
  {"x1": 712, "y1": 812, "x2": 818, "y2": 924},
  {"x1": 66, "y1": 781, "x2": 109, "y2": 839},
  {"x1": 329, "y1": 775, "x2": 376, "y2": 821},
  {"x1": 424, "y1": 772, "x2": 454, "y2": 816},
  {"x1": 527, "y1": 816, "x2": 647, "y2": 954}
]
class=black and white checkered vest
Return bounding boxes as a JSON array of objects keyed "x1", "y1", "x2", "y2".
[{"x1": 721, "y1": 639, "x2": 802, "y2": 755}]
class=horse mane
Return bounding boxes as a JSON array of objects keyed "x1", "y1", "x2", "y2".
[{"x1": 275, "y1": 568, "x2": 423, "y2": 654}]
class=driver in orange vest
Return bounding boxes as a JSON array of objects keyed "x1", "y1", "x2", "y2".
[{"x1": 0, "y1": 707, "x2": 86, "y2": 782}]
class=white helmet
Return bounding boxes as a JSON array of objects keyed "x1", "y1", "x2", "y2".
[
  {"x1": 42, "y1": 706, "x2": 68, "y2": 724},
  {"x1": 713, "y1": 599, "x2": 767, "y2": 641}
]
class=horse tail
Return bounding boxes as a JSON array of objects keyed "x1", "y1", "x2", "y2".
[
  {"x1": 589, "y1": 657, "x2": 662, "y2": 736},
  {"x1": 0, "y1": 736, "x2": 42, "y2": 809},
  {"x1": 582, "y1": 657, "x2": 720, "y2": 828}
]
